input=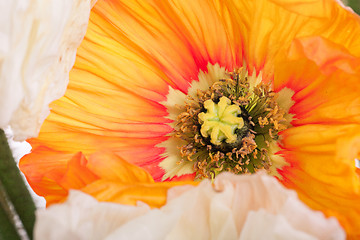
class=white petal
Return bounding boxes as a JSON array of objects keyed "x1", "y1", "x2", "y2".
[
  {"x1": 35, "y1": 191, "x2": 150, "y2": 240},
  {"x1": 0, "y1": 0, "x2": 92, "y2": 140},
  {"x1": 239, "y1": 210, "x2": 317, "y2": 240},
  {"x1": 35, "y1": 173, "x2": 345, "y2": 240}
]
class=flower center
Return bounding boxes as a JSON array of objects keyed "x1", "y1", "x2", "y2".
[
  {"x1": 198, "y1": 96, "x2": 244, "y2": 145},
  {"x1": 160, "y1": 64, "x2": 293, "y2": 180}
]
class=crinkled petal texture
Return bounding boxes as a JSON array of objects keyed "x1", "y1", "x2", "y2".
[
  {"x1": 274, "y1": 36, "x2": 360, "y2": 238},
  {"x1": 35, "y1": 172, "x2": 345, "y2": 240},
  {"x1": 0, "y1": 0, "x2": 92, "y2": 141},
  {"x1": 19, "y1": 0, "x2": 360, "y2": 237}
]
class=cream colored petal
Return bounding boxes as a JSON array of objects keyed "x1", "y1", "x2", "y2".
[
  {"x1": 35, "y1": 172, "x2": 344, "y2": 240},
  {"x1": 34, "y1": 191, "x2": 150, "y2": 240},
  {"x1": 239, "y1": 210, "x2": 317, "y2": 240},
  {"x1": 158, "y1": 137, "x2": 195, "y2": 180},
  {"x1": 160, "y1": 172, "x2": 344, "y2": 240},
  {"x1": 0, "y1": 0, "x2": 91, "y2": 140}
]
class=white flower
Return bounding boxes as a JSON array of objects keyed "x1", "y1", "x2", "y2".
[
  {"x1": 0, "y1": 0, "x2": 93, "y2": 140},
  {"x1": 35, "y1": 172, "x2": 345, "y2": 240}
]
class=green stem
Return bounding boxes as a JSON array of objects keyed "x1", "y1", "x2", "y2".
[
  {"x1": 0, "y1": 181, "x2": 22, "y2": 240},
  {"x1": 0, "y1": 129, "x2": 35, "y2": 239}
]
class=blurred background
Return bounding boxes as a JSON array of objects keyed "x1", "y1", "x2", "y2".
[{"x1": 343, "y1": 0, "x2": 360, "y2": 14}]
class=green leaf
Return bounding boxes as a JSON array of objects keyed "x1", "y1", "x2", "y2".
[{"x1": 0, "y1": 129, "x2": 36, "y2": 239}]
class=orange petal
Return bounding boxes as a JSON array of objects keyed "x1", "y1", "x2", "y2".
[
  {"x1": 82, "y1": 179, "x2": 196, "y2": 208},
  {"x1": 22, "y1": 151, "x2": 197, "y2": 208},
  {"x1": 86, "y1": 152, "x2": 155, "y2": 183},
  {"x1": 83, "y1": 152, "x2": 197, "y2": 207},
  {"x1": 273, "y1": 36, "x2": 360, "y2": 238},
  {"x1": 274, "y1": 37, "x2": 360, "y2": 126},
  {"x1": 279, "y1": 124, "x2": 360, "y2": 238},
  {"x1": 20, "y1": 147, "x2": 72, "y2": 200},
  {"x1": 20, "y1": 150, "x2": 99, "y2": 206},
  {"x1": 93, "y1": 0, "x2": 242, "y2": 91},
  {"x1": 58, "y1": 152, "x2": 99, "y2": 190},
  {"x1": 232, "y1": 0, "x2": 360, "y2": 78}
]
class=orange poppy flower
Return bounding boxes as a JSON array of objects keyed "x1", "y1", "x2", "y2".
[{"x1": 20, "y1": 0, "x2": 360, "y2": 238}]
